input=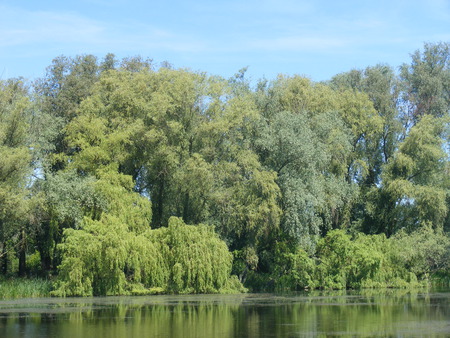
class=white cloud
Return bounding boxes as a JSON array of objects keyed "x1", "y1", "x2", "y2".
[
  {"x1": 0, "y1": 4, "x2": 205, "y2": 54},
  {"x1": 249, "y1": 36, "x2": 350, "y2": 52},
  {"x1": 0, "y1": 6, "x2": 104, "y2": 46}
]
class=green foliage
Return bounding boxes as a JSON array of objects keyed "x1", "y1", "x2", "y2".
[
  {"x1": 53, "y1": 212, "x2": 241, "y2": 296},
  {"x1": 272, "y1": 243, "x2": 317, "y2": 291},
  {"x1": 34, "y1": 55, "x2": 100, "y2": 123},
  {"x1": 2, "y1": 45, "x2": 450, "y2": 295},
  {"x1": 336, "y1": 89, "x2": 383, "y2": 182},
  {"x1": 25, "y1": 251, "x2": 42, "y2": 276},
  {"x1": 43, "y1": 170, "x2": 101, "y2": 227},
  {"x1": 331, "y1": 64, "x2": 402, "y2": 166},
  {"x1": 0, "y1": 277, "x2": 52, "y2": 299},
  {"x1": 253, "y1": 76, "x2": 356, "y2": 249},
  {"x1": 330, "y1": 65, "x2": 404, "y2": 235},
  {"x1": 150, "y1": 217, "x2": 235, "y2": 294},
  {"x1": 0, "y1": 79, "x2": 31, "y2": 221},
  {"x1": 92, "y1": 167, "x2": 152, "y2": 232},
  {"x1": 315, "y1": 230, "x2": 420, "y2": 289},
  {"x1": 371, "y1": 115, "x2": 449, "y2": 234},
  {"x1": 52, "y1": 214, "x2": 166, "y2": 296},
  {"x1": 266, "y1": 228, "x2": 449, "y2": 291},
  {"x1": 211, "y1": 151, "x2": 281, "y2": 248},
  {"x1": 400, "y1": 42, "x2": 450, "y2": 123},
  {"x1": 0, "y1": 78, "x2": 32, "y2": 276},
  {"x1": 390, "y1": 226, "x2": 450, "y2": 279},
  {"x1": 51, "y1": 164, "x2": 159, "y2": 296},
  {"x1": 316, "y1": 230, "x2": 354, "y2": 289}
]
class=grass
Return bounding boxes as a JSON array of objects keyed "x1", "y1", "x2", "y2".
[{"x1": 0, "y1": 277, "x2": 52, "y2": 299}]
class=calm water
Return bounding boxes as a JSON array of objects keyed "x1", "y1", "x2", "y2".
[{"x1": 0, "y1": 289, "x2": 449, "y2": 337}]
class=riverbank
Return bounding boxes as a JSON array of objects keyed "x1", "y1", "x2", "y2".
[
  {"x1": 2, "y1": 275, "x2": 449, "y2": 300},
  {"x1": 0, "y1": 278, "x2": 52, "y2": 299}
]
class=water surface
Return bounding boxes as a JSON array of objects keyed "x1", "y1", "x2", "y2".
[{"x1": 0, "y1": 289, "x2": 449, "y2": 337}]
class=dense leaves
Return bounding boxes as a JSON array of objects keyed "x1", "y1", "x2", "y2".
[
  {"x1": 0, "y1": 79, "x2": 32, "y2": 276},
  {"x1": 53, "y1": 216, "x2": 237, "y2": 296},
  {"x1": 1, "y1": 43, "x2": 449, "y2": 293}
]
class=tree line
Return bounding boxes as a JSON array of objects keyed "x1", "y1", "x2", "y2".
[{"x1": 0, "y1": 43, "x2": 449, "y2": 295}]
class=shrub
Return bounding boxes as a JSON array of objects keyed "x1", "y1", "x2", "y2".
[{"x1": 52, "y1": 216, "x2": 241, "y2": 296}]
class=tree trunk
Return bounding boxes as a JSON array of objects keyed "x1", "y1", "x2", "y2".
[
  {"x1": 39, "y1": 250, "x2": 52, "y2": 274},
  {"x1": 182, "y1": 192, "x2": 190, "y2": 223},
  {"x1": 37, "y1": 221, "x2": 53, "y2": 275},
  {"x1": 153, "y1": 178, "x2": 165, "y2": 227},
  {"x1": 1, "y1": 243, "x2": 7, "y2": 275},
  {"x1": 18, "y1": 229, "x2": 27, "y2": 277}
]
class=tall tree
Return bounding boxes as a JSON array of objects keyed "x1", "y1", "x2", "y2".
[
  {"x1": 61, "y1": 67, "x2": 281, "y2": 267},
  {"x1": 331, "y1": 64, "x2": 401, "y2": 185},
  {"x1": 330, "y1": 65, "x2": 404, "y2": 233},
  {"x1": 0, "y1": 79, "x2": 31, "y2": 275},
  {"x1": 253, "y1": 76, "x2": 356, "y2": 251},
  {"x1": 400, "y1": 42, "x2": 450, "y2": 126},
  {"x1": 33, "y1": 55, "x2": 101, "y2": 172},
  {"x1": 366, "y1": 115, "x2": 449, "y2": 235},
  {"x1": 30, "y1": 55, "x2": 103, "y2": 272}
]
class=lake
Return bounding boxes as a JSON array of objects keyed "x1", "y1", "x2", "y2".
[{"x1": 0, "y1": 289, "x2": 449, "y2": 337}]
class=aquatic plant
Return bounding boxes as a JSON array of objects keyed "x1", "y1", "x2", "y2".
[{"x1": 0, "y1": 278, "x2": 52, "y2": 299}]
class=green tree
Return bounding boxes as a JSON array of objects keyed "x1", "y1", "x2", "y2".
[
  {"x1": 30, "y1": 170, "x2": 104, "y2": 273},
  {"x1": 72, "y1": 67, "x2": 281, "y2": 262},
  {"x1": 330, "y1": 65, "x2": 404, "y2": 233},
  {"x1": 151, "y1": 217, "x2": 236, "y2": 294},
  {"x1": 331, "y1": 65, "x2": 401, "y2": 184},
  {"x1": 390, "y1": 226, "x2": 450, "y2": 280},
  {"x1": 253, "y1": 76, "x2": 355, "y2": 250},
  {"x1": 367, "y1": 115, "x2": 449, "y2": 235},
  {"x1": 52, "y1": 167, "x2": 159, "y2": 296},
  {"x1": 0, "y1": 79, "x2": 31, "y2": 276},
  {"x1": 53, "y1": 210, "x2": 240, "y2": 296},
  {"x1": 400, "y1": 42, "x2": 450, "y2": 125}
]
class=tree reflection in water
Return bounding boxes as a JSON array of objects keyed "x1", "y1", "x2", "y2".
[{"x1": 0, "y1": 290, "x2": 449, "y2": 337}]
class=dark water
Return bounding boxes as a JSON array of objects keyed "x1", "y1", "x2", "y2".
[{"x1": 0, "y1": 289, "x2": 449, "y2": 337}]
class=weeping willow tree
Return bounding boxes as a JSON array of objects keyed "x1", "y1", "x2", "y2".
[
  {"x1": 53, "y1": 215, "x2": 240, "y2": 296},
  {"x1": 52, "y1": 168, "x2": 240, "y2": 296},
  {"x1": 52, "y1": 167, "x2": 239, "y2": 296},
  {"x1": 150, "y1": 217, "x2": 241, "y2": 294},
  {"x1": 52, "y1": 214, "x2": 167, "y2": 296},
  {"x1": 51, "y1": 166, "x2": 163, "y2": 296}
]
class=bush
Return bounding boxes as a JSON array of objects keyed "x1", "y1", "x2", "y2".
[
  {"x1": 52, "y1": 216, "x2": 242, "y2": 296},
  {"x1": 150, "y1": 217, "x2": 236, "y2": 294},
  {"x1": 270, "y1": 227, "x2": 449, "y2": 291},
  {"x1": 273, "y1": 244, "x2": 317, "y2": 291},
  {"x1": 389, "y1": 226, "x2": 450, "y2": 280}
]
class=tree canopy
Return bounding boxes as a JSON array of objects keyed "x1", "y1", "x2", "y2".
[{"x1": 1, "y1": 43, "x2": 449, "y2": 294}]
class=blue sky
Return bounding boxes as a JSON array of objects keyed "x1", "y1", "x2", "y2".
[{"x1": 1, "y1": 0, "x2": 449, "y2": 82}]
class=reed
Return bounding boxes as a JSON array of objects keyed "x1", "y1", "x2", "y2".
[{"x1": 0, "y1": 278, "x2": 52, "y2": 299}]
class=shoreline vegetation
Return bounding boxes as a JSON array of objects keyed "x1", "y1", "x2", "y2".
[
  {"x1": 0, "y1": 42, "x2": 449, "y2": 298},
  {"x1": 1, "y1": 224, "x2": 448, "y2": 299},
  {"x1": 0, "y1": 278, "x2": 52, "y2": 299},
  {"x1": 0, "y1": 274, "x2": 448, "y2": 300}
]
